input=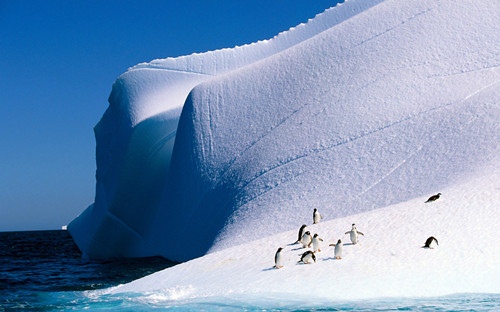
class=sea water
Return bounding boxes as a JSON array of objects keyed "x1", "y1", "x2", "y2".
[{"x1": 1, "y1": 230, "x2": 498, "y2": 311}]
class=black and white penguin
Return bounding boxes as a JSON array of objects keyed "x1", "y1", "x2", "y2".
[
  {"x1": 295, "y1": 224, "x2": 307, "y2": 244},
  {"x1": 301, "y1": 231, "x2": 313, "y2": 248},
  {"x1": 423, "y1": 236, "x2": 439, "y2": 249},
  {"x1": 312, "y1": 233, "x2": 323, "y2": 253},
  {"x1": 332, "y1": 239, "x2": 343, "y2": 259},
  {"x1": 313, "y1": 208, "x2": 323, "y2": 224},
  {"x1": 275, "y1": 247, "x2": 284, "y2": 269},
  {"x1": 425, "y1": 193, "x2": 442, "y2": 203},
  {"x1": 298, "y1": 250, "x2": 316, "y2": 264},
  {"x1": 345, "y1": 223, "x2": 364, "y2": 245}
]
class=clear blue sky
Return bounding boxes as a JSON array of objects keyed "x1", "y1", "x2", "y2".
[{"x1": 0, "y1": 0, "x2": 341, "y2": 231}]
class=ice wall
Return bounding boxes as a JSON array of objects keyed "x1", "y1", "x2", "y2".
[{"x1": 69, "y1": 0, "x2": 499, "y2": 261}]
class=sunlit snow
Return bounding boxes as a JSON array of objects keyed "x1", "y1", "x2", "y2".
[{"x1": 70, "y1": 0, "x2": 498, "y2": 301}]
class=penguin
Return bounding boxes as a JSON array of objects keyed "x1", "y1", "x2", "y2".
[
  {"x1": 329, "y1": 239, "x2": 343, "y2": 259},
  {"x1": 423, "y1": 236, "x2": 439, "y2": 249},
  {"x1": 425, "y1": 193, "x2": 441, "y2": 203},
  {"x1": 301, "y1": 231, "x2": 313, "y2": 248},
  {"x1": 295, "y1": 224, "x2": 307, "y2": 244},
  {"x1": 345, "y1": 223, "x2": 364, "y2": 245},
  {"x1": 298, "y1": 250, "x2": 316, "y2": 264},
  {"x1": 312, "y1": 233, "x2": 323, "y2": 253},
  {"x1": 313, "y1": 208, "x2": 323, "y2": 224},
  {"x1": 274, "y1": 247, "x2": 284, "y2": 269}
]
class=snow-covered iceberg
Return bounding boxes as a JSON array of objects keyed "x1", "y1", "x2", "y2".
[{"x1": 69, "y1": 0, "x2": 499, "y2": 277}]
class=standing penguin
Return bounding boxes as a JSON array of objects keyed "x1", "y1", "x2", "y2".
[
  {"x1": 312, "y1": 233, "x2": 323, "y2": 253},
  {"x1": 301, "y1": 231, "x2": 313, "y2": 248},
  {"x1": 313, "y1": 208, "x2": 323, "y2": 224},
  {"x1": 274, "y1": 247, "x2": 284, "y2": 269},
  {"x1": 298, "y1": 250, "x2": 316, "y2": 264},
  {"x1": 295, "y1": 224, "x2": 307, "y2": 244},
  {"x1": 423, "y1": 236, "x2": 439, "y2": 249},
  {"x1": 329, "y1": 239, "x2": 343, "y2": 259},
  {"x1": 425, "y1": 193, "x2": 442, "y2": 203},
  {"x1": 345, "y1": 224, "x2": 364, "y2": 245}
]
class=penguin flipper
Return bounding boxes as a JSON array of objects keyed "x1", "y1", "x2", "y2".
[
  {"x1": 345, "y1": 231, "x2": 350, "y2": 235},
  {"x1": 358, "y1": 231, "x2": 364, "y2": 236}
]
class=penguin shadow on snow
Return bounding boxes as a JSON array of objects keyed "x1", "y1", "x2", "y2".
[
  {"x1": 263, "y1": 266, "x2": 278, "y2": 271},
  {"x1": 342, "y1": 242, "x2": 356, "y2": 246},
  {"x1": 321, "y1": 249, "x2": 341, "y2": 262},
  {"x1": 321, "y1": 256, "x2": 340, "y2": 262}
]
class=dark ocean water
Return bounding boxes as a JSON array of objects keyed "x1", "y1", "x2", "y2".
[
  {"x1": 0, "y1": 230, "x2": 176, "y2": 311},
  {"x1": 0, "y1": 230, "x2": 498, "y2": 311}
]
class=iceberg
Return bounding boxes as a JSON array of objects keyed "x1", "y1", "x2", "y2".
[
  {"x1": 69, "y1": 0, "x2": 499, "y2": 287},
  {"x1": 68, "y1": 0, "x2": 384, "y2": 260}
]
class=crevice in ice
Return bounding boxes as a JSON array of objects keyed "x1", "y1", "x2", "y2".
[
  {"x1": 352, "y1": 8, "x2": 434, "y2": 49},
  {"x1": 358, "y1": 145, "x2": 424, "y2": 197},
  {"x1": 427, "y1": 64, "x2": 500, "y2": 79},
  {"x1": 106, "y1": 210, "x2": 144, "y2": 241},
  {"x1": 223, "y1": 98, "x2": 473, "y2": 206}
]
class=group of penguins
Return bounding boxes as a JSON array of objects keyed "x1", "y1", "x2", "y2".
[{"x1": 274, "y1": 193, "x2": 442, "y2": 269}]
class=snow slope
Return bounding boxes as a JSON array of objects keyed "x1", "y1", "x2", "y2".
[
  {"x1": 68, "y1": 0, "x2": 383, "y2": 259},
  {"x1": 70, "y1": 0, "x2": 499, "y2": 271},
  {"x1": 148, "y1": 0, "x2": 499, "y2": 261},
  {"x1": 106, "y1": 163, "x2": 499, "y2": 302}
]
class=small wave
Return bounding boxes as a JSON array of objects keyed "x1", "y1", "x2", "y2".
[{"x1": 10, "y1": 290, "x2": 499, "y2": 311}]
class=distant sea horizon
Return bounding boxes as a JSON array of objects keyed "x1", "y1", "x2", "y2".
[{"x1": 1, "y1": 230, "x2": 498, "y2": 311}]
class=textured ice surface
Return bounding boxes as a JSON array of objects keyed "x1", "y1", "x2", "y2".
[{"x1": 69, "y1": 0, "x2": 499, "y2": 268}]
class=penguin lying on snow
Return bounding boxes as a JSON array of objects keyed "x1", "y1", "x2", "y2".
[
  {"x1": 298, "y1": 250, "x2": 316, "y2": 264},
  {"x1": 425, "y1": 193, "x2": 441, "y2": 203},
  {"x1": 423, "y1": 236, "x2": 439, "y2": 249}
]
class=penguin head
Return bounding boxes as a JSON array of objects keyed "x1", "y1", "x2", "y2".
[
  {"x1": 277, "y1": 247, "x2": 283, "y2": 253},
  {"x1": 337, "y1": 239, "x2": 342, "y2": 244},
  {"x1": 304, "y1": 231, "x2": 310, "y2": 235},
  {"x1": 313, "y1": 233, "x2": 319, "y2": 238}
]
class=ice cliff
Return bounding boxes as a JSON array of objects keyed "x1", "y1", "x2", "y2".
[{"x1": 69, "y1": 0, "x2": 499, "y2": 262}]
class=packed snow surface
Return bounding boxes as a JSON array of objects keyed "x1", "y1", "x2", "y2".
[
  {"x1": 70, "y1": 0, "x2": 499, "y2": 300},
  {"x1": 106, "y1": 164, "x2": 499, "y2": 301}
]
